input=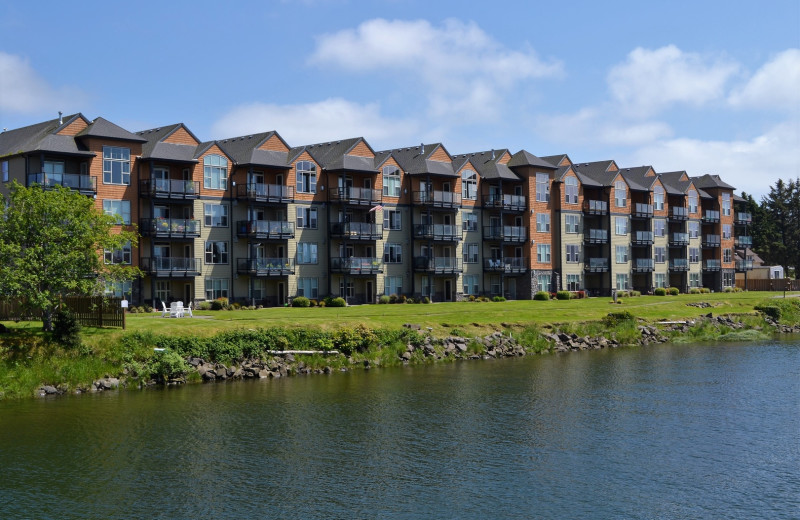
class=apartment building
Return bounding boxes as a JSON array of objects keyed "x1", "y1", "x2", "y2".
[{"x1": 0, "y1": 113, "x2": 751, "y2": 306}]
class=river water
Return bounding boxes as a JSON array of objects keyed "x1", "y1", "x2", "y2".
[{"x1": 1, "y1": 339, "x2": 798, "y2": 519}]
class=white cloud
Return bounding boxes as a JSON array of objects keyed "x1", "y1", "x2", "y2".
[
  {"x1": 0, "y1": 52, "x2": 85, "y2": 113},
  {"x1": 608, "y1": 45, "x2": 739, "y2": 117},
  {"x1": 537, "y1": 107, "x2": 673, "y2": 147},
  {"x1": 211, "y1": 98, "x2": 419, "y2": 147},
  {"x1": 729, "y1": 49, "x2": 800, "y2": 111}
]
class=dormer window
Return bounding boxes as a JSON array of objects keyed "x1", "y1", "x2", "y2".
[
  {"x1": 382, "y1": 166, "x2": 400, "y2": 197},
  {"x1": 654, "y1": 186, "x2": 664, "y2": 210},
  {"x1": 461, "y1": 170, "x2": 477, "y2": 200},
  {"x1": 615, "y1": 180, "x2": 627, "y2": 207},
  {"x1": 103, "y1": 146, "x2": 130, "y2": 185},
  {"x1": 203, "y1": 154, "x2": 228, "y2": 190},
  {"x1": 565, "y1": 176, "x2": 578, "y2": 204},
  {"x1": 296, "y1": 161, "x2": 316, "y2": 193}
]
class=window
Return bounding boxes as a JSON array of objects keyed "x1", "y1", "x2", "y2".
[
  {"x1": 490, "y1": 276, "x2": 502, "y2": 296},
  {"x1": 463, "y1": 213, "x2": 478, "y2": 232},
  {"x1": 615, "y1": 245, "x2": 629, "y2": 263},
  {"x1": 688, "y1": 221, "x2": 700, "y2": 238},
  {"x1": 462, "y1": 170, "x2": 477, "y2": 200},
  {"x1": 104, "y1": 280, "x2": 132, "y2": 298},
  {"x1": 203, "y1": 154, "x2": 228, "y2": 190},
  {"x1": 537, "y1": 274, "x2": 551, "y2": 292},
  {"x1": 536, "y1": 244, "x2": 551, "y2": 263},
  {"x1": 616, "y1": 273, "x2": 629, "y2": 291},
  {"x1": 536, "y1": 213, "x2": 550, "y2": 232},
  {"x1": 205, "y1": 279, "x2": 229, "y2": 300},
  {"x1": 1, "y1": 160, "x2": 7, "y2": 182},
  {"x1": 339, "y1": 280, "x2": 354, "y2": 298},
  {"x1": 654, "y1": 219, "x2": 665, "y2": 237},
  {"x1": 655, "y1": 247, "x2": 666, "y2": 263},
  {"x1": 383, "y1": 210, "x2": 401, "y2": 230},
  {"x1": 462, "y1": 274, "x2": 479, "y2": 295},
  {"x1": 566, "y1": 244, "x2": 580, "y2": 263},
  {"x1": 722, "y1": 224, "x2": 731, "y2": 239},
  {"x1": 615, "y1": 180, "x2": 627, "y2": 207},
  {"x1": 654, "y1": 186, "x2": 664, "y2": 210},
  {"x1": 690, "y1": 273, "x2": 701, "y2": 288},
  {"x1": 723, "y1": 248, "x2": 732, "y2": 263},
  {"x1": 463, "y1": 243, "x2": 479, "y2": 263},
  {"x1": 565, "y1": 214, "x2": 580, "y2": 233},
  {"x1": 565, "y1": 176, "x2": 578, "y2": 204},
  {"x1": 689, "y1": 248, "x2": 700, "y2": 263},
  {"x1": 296, "y1": 161, "x2": 316, "y2": 193},
  {"x1": 296, "y1": 207, "x2": 317, "y2": 229},
  {"x1": 688, "y1": 190, "x2": 698, "y2": 213},
  {"x1": 204, "y1": 204, "x2": 228, "y2": 227},
  {"x1": 297, "y1": 277, "x2": 318, "y2": 299},
  {"x1": 536, "y1": 173, "x2": 550, "y2": 202},
  {"x1": 723, "y1": 271, "x2": 735, "y2": 288},
  {"x1": 205, "y1": 241, "x2": 228, "y2": 264},
  {"x1": 566, "y1": 274, "x2": 581, "y2": 291},
  {"x1": 103, "y1": 200, "x2": 130, "y2": 225},
  {"x1": 722, "y1": 193, "x2": 731, "y2": 216},
  {"x1": 250, "y1": 279, "x2": 266, "y2": 301},
  {"x1": 297, "y1": 242, "x2": 318, "y2": 264},
  {"x1": 654, "y1": 273, "x2": 667, "y2": 288},
  {"x1": 385, "y1": 276, "x2": 403, "y2": 296},
  {"x1": 615, "y1": 216, "x2": 628, "y2": 235},
  {"x1": 104, "y1": 241, "x2": 132, "y2": 265},
  {"x1": 382, "y1": 166, "x2": 401, "y2": 197},
  {"x1": 384, "y1": 243, "x2": 402, "y2": 263},
  {"x1": 103, "y1": 146, "x2": 130, "y2": 185}
]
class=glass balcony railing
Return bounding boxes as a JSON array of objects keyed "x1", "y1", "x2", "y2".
[
  {"x1": 236, "y1": 220, "x2": 295, "y2": 239},
  {"x1": 633, "y1": 203, "x2": 654, "y2": 218},
  {"x1": 483, "y1": 193, "x2": 526, "y2": 211},
  {"x1": 702, "y1": 234, "x2": 721, "y2": 248},
  {"x1": 330, "y1": 222, "x2": 383, "y2": 240},
  {"x1": 140, "y1": 257, "x2": 200, "y2": 275},
  {"x1": 669, "y1": 206, "x2": 688, "y2": 220},
  {"x1": 703, "y1": 259, "x2": 721, "y2": 270},
  {"x1": 330, "y1": 257, "x2": 384, "y2": 274},
  {"x1": 585, "y1": 228, "x2": 609, "y2": 243},
  {"x1": 669, "y1": 258, "x2": 689, "y2": 271},
  {"x1": 330, "y1": 187, "x2": 382, "y2": 206},
  {"x1": 703, "y1": 210, "x2": 720, "y2": 223},
  {"x1": 583, "y1": 200, "x2": 608, "y2": 215},
  {"x1": 482, "y1": 225, "x2": 527, "y2": 242},
  {"x1": 237, "y1": 183, "x2": 294, "y2": 203},
  {"x1": 669, "y1": 232, "x2": 689, "y2": 245},
  {"x1": 735, "y1": 212, "x2": 752, "y2": 225},
  {"x1": 236, "y1": 258, "x2": 294, "y2": 276},
  {"x1": 483, "y1": 257, "x2": 527, "y2": 272},
  {"x1": 139, "y1": 179, "x2": 199, "y2": 199},
  {"x1": 27, "y1": 172, "x2": 97, "y2": 195},
  {"x1": 413, "y1": 224, "x2": 463, "y2": 241},
  {"x1": 584, "y1": 258, "x2": 609, "y2": 271},
  {"x1": 633, "y1": 258, "x2": 654, "y2": 272},
  {"x1": 735, "y1": 236, "x2": 753, "y2": 248},
  {"x1": 140, "y1": 218, "x2": 200, "y2": 237},
  {"x1": 413, "y1": 256, "x2": 463, "y2": 273},
  {"x1": 632, "y1": 231, "x2": 654, "y2": 245},
  {"x1": 413, "y1": 190, "x2": 462, "y2": 208}
]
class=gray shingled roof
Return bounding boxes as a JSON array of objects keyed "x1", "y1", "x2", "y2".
[
  {"x1": 540, "y1": 154, "x2": 570, "y2": 168},
  {"x1": 619, "y1": 166, "x2": 657, "y2": 192},
  {"x1": 691, "y1": 174, "x2": 736, "y2": 191},
  {"x1": 376, "y1": 144, "x2": 457, "y2": 177},
  {"x1": 507, "y1": 150, "x2": 559, "y2": 170},
  {"x1": 573, "y1": 160, "x2": 619, "y2": 187},
  {"x1": 136, "y1": 124, "x2": 200, "y2": 162},
  {"x1": 0, "y1": 113, "x2": 94, "y2": 157},
  {"x1": 659, "y1": 171, "x2": 692, "y2": 196},
  {"x1": 452, "y1": 149, "x2": 521, "y2": 181},
  {"x1": 216, "y1": 132, "x2": 290, "y2": 169},
  {"x1": 77, "y1": 117, "x2": 146, "y2": 142}
]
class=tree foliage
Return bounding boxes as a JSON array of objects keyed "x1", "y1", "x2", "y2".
[
  {"x1": 0, "y1": 181, "x2": 139, "y2": 330},
  {"x1": 745, "y1": 177, "x2": 800, "y2": 278}
]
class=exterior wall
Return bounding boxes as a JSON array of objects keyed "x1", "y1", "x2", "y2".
[
  {"x1": 164, "y1": 127, "x2": 199, "y2": 146},
  {"x1": 56, "y1": 117, "x2": 89, "y2": 136}
]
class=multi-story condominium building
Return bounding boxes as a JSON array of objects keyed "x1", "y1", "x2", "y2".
[{"x1": 0, "y1": 113, "x2": 748, "y2": 306}]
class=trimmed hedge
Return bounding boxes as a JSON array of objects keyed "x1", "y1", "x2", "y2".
[
  {"x1": 291, "y1": 296, "x2": 310, "y2": 308},
  {"x1": 556, "y1": 291, "x2": 571, "y2": 300},
  {"x1": 533, "y1": 291, "x2": 550, "y2": 301}
]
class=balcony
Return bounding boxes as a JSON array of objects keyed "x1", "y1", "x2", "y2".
[
  {"x1": 413, "y1": 256, "x2": 463, "y2": 274},
  {"x1": 585, "y1": 228, "x2": 609, "y2": 244},
  {"x1": 669, "y1": 206, "x2": 688, "y2": 221},
  {"x1": 703, "y1": 259, "x2": 721, "y2": 271},
  {"x1": 736, "y1": 259, "x2": 754, "y2": 271},
  {"x1": 482, "y1": 225, "x2": 527, "y2": 243},
  {"x1": 139, "y1": 179, "x2": 199, "y2": 200},
  {"x1": 140, "y1": 218, "x2": 200, "y2": 238},
  {"x1": 483, "y1": 193, "x2": 526, "y2": 212},
  {"x1": 27, "y1": 172, "x2": 97, "y2": 196},
  {"x1": 413, "y1": 190, "x2": 462, "y2": 209},
  {"x1": 703, "y1": 210, "x2": 720, "y2": 223},
  {"x1": 483, "y1": 257, "x2": 527, "y2": 274},
  {"x1": 236, "y1": 183, "x2": 293, "y2": 204},
  {"x1": 735, "y1": 212, "x2": 752, "y2": 225},
  {"x1": 584, "y1": 258, "x2": 609, "y2": 272},
  {"x1": 330, "y1": 257, "x2": 383, "y2": 274},
  {"x1": 140, "y1": 257, "x2": 200, "y2": 277},
  {"x1": 329, "y1": 187, "x2": 382, "y2": 206},
  {"x1": 632, "y1": 258, "x2": 654, "y2": 272},
  {"x1": 236, "y1": 220, "x2": 295, "y2": 240},
  {"x1": 632, "y1": 231, "x2": 654, "y2": 245},
  {"x1": 735, "y1": 236, "x2": 753, "y2": 248},
  {"x1": 330, "y1": 222, "x2": 383, "y2": 240},
  {"x1": 669, "y1": 232, "x2": 689, "y2": 246},
  {"x1": 413, "y1": 224, "x2": 462, "y2": 242},
  {"x1": 236, "y1": 258, "x2": 294, "y2": 276},
  {"x1": 632, "y1": 203, "x2": 654, "y2": 219},
  {"x1": 702, "y1": 234, "x2": 721, "y2": 248},
  {"x1": 583, "y1": 200, "x2": 608, "y2": 215},
  {"x1": 669, "y1": 258, "x2": 689, "y2": 271}
]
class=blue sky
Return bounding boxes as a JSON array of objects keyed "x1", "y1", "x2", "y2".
[{"x1": 1, "y1": 0, "x2": 798, "y2": 198}]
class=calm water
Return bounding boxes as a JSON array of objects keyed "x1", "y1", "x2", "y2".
[{"x1": 1, "y1": 339, "x2": 798, "y2": 519}]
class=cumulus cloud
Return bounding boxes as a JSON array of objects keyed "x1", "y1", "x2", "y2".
[
  {"x1": 608, "y1": 45, "x2": 739, "y2": 117},
  {"x1": 0, "y1": 52, "x2": 85, "y2": 113},
  {"x1": 537, "y1": 107, "x2": 673, "y2": 147},
  {"x1": 728, "y1": 48, "x2": 800, "y2": 111},
  {"x1": 210, "y1": 98, "x2": 418, "y2": 147}
]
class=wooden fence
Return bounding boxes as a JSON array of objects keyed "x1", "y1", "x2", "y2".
[
  {"x1": 0, "y1": 296, "x2": 125, "y2": 328},
  {"x1": 735, "y1": 278, "x2": 800, "y2": 291}
]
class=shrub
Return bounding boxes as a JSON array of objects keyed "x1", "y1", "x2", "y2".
[
  {"x1": 389, "y1": 294, "x2": 398, "y2": 304},
  {"x1": 493, "y1": 295, "x2": 506, "y2": 302},
  {"x1": 406, "y1": 298, "x2": 415, "y2": 304},
  {"x1": 724, "y1": 287, "x2": 734, "y2": 293},
  {"x1": 480, "y1": 296, "x2": 491, "y2": 302},
  {"x1": 210, "y1": 297, "x2": 228, "y2": 310},
  {"x1": 197, "y1": 301, "x2": 212, "y2": 311},
  {"x1": 326, "y1": 297, "x2": 347, "y2": 308},
  {"x1": 292, "y1": 296, "x2": 310, "y2": 308},
  {"x1": 378, "y1": 295, "x2": 391, "y2": 304},
  {"x1": 689, "y1": 288, "x2": 701, "y2": 294},
  {"x1": 148, "y1": 349, "x2": 188, "y2": 383},
  {"x1": 231, "y1": 302, "x2": 241, "y2": 310},
  {"x1": 668, "y1": 287, "x2": 680, "y2": 296},
  {"x1": 630, "y1": 290, "x2": 641, "y2": 297},
  {"x1": 423, "y1": 297, "x2": 431, "y2": 304},
  {"x1": 701, "y1": 287, "x2": 711, "y2": 294},
  {"x1": 398, "y1": 295, "x2": 407, "y2": 304},
  {"x1": 309, "y1": 299, "x2": 318, "y2": 307},
  {"x1": 52, "y1": 309, "x2": 81, "y2": 350},
  {"x1": 754, "y1": 304, "x2": 782, "y2": 321},
  {"x1": 534, "y1": 291, "x2": 550, "y2": 301},
  {"x1": 602, "y1": 310, "x2": 635, "y2": 327},
  {"x1": 556, "y1": 291, "x2": 571, "y2": 300},
  {"x1": 468, "y1": 294, "x2": 476, "y2": 302},
  {"x1": 654, "y1": 287, "x2": 667, "y2": 296},
  {"x1": 450, "y1": 328, "x2": 465, "y2": 337}
]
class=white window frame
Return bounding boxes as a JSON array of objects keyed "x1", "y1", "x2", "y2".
[
  {"x1": 205, "y1": 241, "x2": 229, "y2": 265},
  {"x1": 536, "y1": 173, "x2": 550, "y2": 202},
  {"x1": 297, "y1": 277, "x2": 319, "y2": 299},
  {"x1": 296, "y1": 161, "x2": 317, "y2": 194},
  {"x1": 565, "y1": 176, "x2": 578, "y2": 204},
  {"x1": 104, "y1": 280, "x2": 132, "y2": 298},
  {"x1": 566, "y1": 244, "x2": 580, "y2": 263},
  {"x1": 654, "y1": 186, "x2": 664, "y2": 210},
  {"x1": 463, "y1": 274, "x2": 479, "y2": 295},
  {"x1": 537, "y1": 244, "x2": 551, "y2": 263},
  {"x1": 103, "y1": 199, "x2": 131, "y2": 225},
  {"x1": 384, "y1": 243, "x2": 402, "y2": 263},
  {"x1": 536, "y1": 213, "x2": 550, "y2": 233},
  {"x1": 615, "y1": 216, "x2": 628, "y2": 235},
  {"x1": 205, "y1": 278, "x2": 229, "y2": 300},
  {"x1": 655, "y1": 246, "x2": 666, "y2": 263},
  {"x1": 204, "y1": 203, "x2": 229, "y2": 227},
  {"x1": 615, "y1": 245, "x2": 629, "y2": 264},
  {"x1": 203, "y1": 154, "x2": 228, "y2": 190},
  {"x1": 654, "y1": 273, "x2": 667, "y2": 288},
  {"x1": 689, "y1": 221, "x2": 700, "y2": 238},
  {"x1": 296, "y1": 207, "x2": 318, "y2": 229},
  {"x1": 566, "y1": 274, "x2": 581, "y2": 291},
  {"x1": 565, "y1": 214, "x2": 580, "y2": 233},
  {"x1": 382, "y1": 166, "x2": 401, "y2": 197},
  {"x1": 297, "y1": 242, "x2": 318, "y2": 264},
  {"x1": 104, "y1": 241, "x2": 132, "y2": 265},
  {"x1": 688, "y1": 190, "x2": 698, "y2": 213},
  {"x1": 103, "y1": 146, "x2": 130, "y2": 185},
  {"x1": 463, "y1": 213, "x2": 478, "y2": 232},
  {"x1": 383, "y1": 210, "x2": 401, "y2": 230},
  {"x1": 722, "y1": 193, "x2": 731, "y2": 216},
  {"x1": 385, "y1": 275, "x2": 403, "y2": 296},
  {"x1": 463, "y1": 243, "x2": 479, "y2": 263},
  {"x1": 615, "y1": 180, "x2": 627, "y2": 207},
  {"x1": 616, "y1": 273, "x2": 629, "y2": 291},
  {"x1": 654, "y1": 219, "x2": 665, "y2": 237}
]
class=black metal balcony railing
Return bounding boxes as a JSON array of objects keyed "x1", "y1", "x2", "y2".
[
  {"x1": 703, "y1": 210, "x2": 720, "y2": 223},
  {"x1": 482, "y1": 225, "x2": 527, "y2": 243},
  {"x1": 483, "y1": 257, "x2": 527, "y2": 273},
  {"x1": 236, "y1": 220, "x2": 295, "y2": 239},
  {"x1": 139, "y1": 179, "x2": 200, "y2": 199},
  {"x1": 633, "y1": 258, "x2": 654, "y2": 272},
  {"x1": 633, "y1": 203, "x2": 654, "y2": 219},
  {"x1": 585, "y1": 258, "x2": 609, "y2": 272},
  {"x1": 413, "y1": 224, "x2": 463, "y2": 241},
  {"x1": 669, "y1": 258, "x2": 689, "y2": 271},
  {"x1": 27, "y1": 172, "x2": 97, "y2": 195},
  {"x1": 583, "y1": 200, "x2": 608, "y2": 215},
  {"x1": 669, "y1": 232, "x2": 689, "y2": 246},
  {"x1": 139, "y1": 218, "x2": 200, "y2": 238},
  {"x1": 669, "y1": 206, "x2": 688, "y2": 221},
  {"x1": 632, "y1": 231, "x2": 654, "y2": 245},
  {"x1": 330, "y1": 222, "x2": 383, "y2": 240},
  {"x1": 140, "y1": 257, "x2": 200, "y2": 276},
  {"x1": 236, "y1": 258, "x2": 294, "y2": 276},
  {"x1": 735, "y1": 236, "x2": 753, "y2": 248},
  {"x1": 237, "y1": 183, "x2": 294, "y2": 203},
  {"x1": 735, "y1": 212, "x2": 752, "y2": 225},
  {"x1": 330, "y1": 257, "x2": 383, "y2": 274},
  {"x1": 413, "y1": 256, "x2": 463, "y2": 273},
  {"x1": 483, "y1": 193, "x2": 527, "y2": 212},
  {"x1": 703, "y1": 259, "x2": 721, "y2": 271},
  {"x1": 413, "y1": 190, "x2": 462, "y2": 209},
  {"x1": 702, "y1": 234, "x2": 721, "y2": 248},
  {"x1": 736, "y1": 259, "x2": 754, "y2": 271},
  {"x1": 330, "y1": 187, "x2": 382, "y2": 206},
  {"x1": 584, "y1": 228, "x2": 609, "y2": 244}
]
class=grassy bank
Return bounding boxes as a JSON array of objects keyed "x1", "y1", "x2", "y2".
[{"x1": 1, "y1": 292, "x2": 798, "y2": 399}]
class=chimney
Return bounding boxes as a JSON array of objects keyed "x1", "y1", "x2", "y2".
[
  {"x1": 420, "y1": 143, "x2": 424, "y2": 155},
  {"x1": 491, "y1": 149, "x2": 495, "y2": 160},
  {"x1": 58, "y1": 111, "x2": 63, "y2": 125}
]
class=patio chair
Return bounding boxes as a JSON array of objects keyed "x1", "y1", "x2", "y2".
[
  {"x1": 161, "y1": 302, "x2": 169, "y2": 318},
  {"x1": 185, "y1": 302, "x2": 193, "y2": 318},
  {"x1": 169, "y1": 302, "x2": 183, "y2": 318}
]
